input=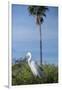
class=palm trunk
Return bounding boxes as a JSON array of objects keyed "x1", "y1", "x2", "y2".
[{"x1": 39, "y1": 24, "x2": 42, "y2": 64}]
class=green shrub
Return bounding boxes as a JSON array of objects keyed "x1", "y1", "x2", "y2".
[{"x1": 12, "y1": 61, "x2": 58, "y2": 85}]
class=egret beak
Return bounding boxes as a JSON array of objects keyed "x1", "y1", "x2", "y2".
[{"x1": 23, "y1": 56, "x2": 27, "y2": 61}]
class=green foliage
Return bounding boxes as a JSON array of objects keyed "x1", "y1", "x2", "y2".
[
  {"x1": 42, "y1": 64, "x2": 58, "y2": 83},
  {"x1": 28, "y1": 6, "x2": 48, "y2": 25},
  {"x1": 12, "y1": 61, "x2": 58, "y2": 85}
]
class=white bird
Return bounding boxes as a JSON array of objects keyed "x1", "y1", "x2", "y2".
[{"x1": 25, "y1": 52, "x2": 43, "y2": 78}]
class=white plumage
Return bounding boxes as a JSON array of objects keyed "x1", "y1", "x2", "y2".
[{"x1": 25, "y1": 52, "x2": 43, "y2": 78}]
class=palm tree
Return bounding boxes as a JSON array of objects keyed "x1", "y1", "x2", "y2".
[{"x1": 28, "y1": 6, "x2": 48, "y2": 64}]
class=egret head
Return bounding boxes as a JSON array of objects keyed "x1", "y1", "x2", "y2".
[{"x1": 26, "y1": 52, "x2": 31, "y2": 62}]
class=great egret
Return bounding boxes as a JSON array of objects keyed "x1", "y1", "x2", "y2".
[{"x1": 25, "y1": 52, "x2": 44, "y2": 78}]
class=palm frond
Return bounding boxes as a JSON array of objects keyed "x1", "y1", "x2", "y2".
[{"x1": 28, "y1": 6, "x2": 48, "y2": 25}]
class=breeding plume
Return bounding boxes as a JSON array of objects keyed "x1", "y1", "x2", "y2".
[{"x1": 25, "y1": 52, "x2": 43, "y2": 78}]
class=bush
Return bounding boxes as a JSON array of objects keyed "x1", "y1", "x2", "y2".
[{"x1": 12, "y1": 61, "x2": 58, "y2": 85}]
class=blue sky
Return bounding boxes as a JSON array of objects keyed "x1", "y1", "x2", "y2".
[{"x1": 12, "y1": 4, "x2": 58, "y2": 65}]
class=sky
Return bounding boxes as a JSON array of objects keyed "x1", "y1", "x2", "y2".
[{"x1": 12, "y1": 4, "x2": 58, "y2": 65}]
